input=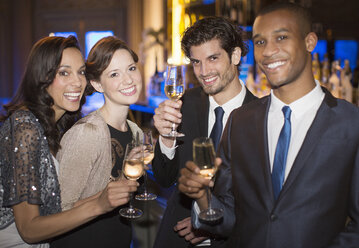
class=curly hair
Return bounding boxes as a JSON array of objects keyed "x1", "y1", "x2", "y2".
[
  {"x1": 85, "y1": 36, "x2": 138, "y2": 95},
  {"x1": 181, "y1": 16, "x2": 248, "y2": 66},
  {"x1": 0, "y1": 35, "x2": 86, "y2": 154}
]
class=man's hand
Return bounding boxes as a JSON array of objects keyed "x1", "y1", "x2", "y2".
[
  {"x1": 153, "y1": 99, "x2": 182, "y2": 147},
  {"x1": 178, "y1": 158, "x2": 221, "y2": 209},
  {"x1": 174, "y1": 217, "x2": 209, "y2": 245}
]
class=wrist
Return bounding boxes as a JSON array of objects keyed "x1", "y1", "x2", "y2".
[
  {"x1": 88, "y1": 196, "x2": 106, "y2": 217},
  {"x1": 160, "y1": 135, "x2": 176, "y2": 148},
  {"x1": 196, "y1": 193, "x2": 209, "y2": 211}
]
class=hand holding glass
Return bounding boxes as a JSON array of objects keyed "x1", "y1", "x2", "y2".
[
  {"x1": 135, "y1": 130, "x2": 157, "y2": 201},
  {"x1": 119, "y1": 143, "x2": 144, "y2": 218},
  {"x1": 193, "y1": 137, "x2": 223, "y2": 222},
  {"x1": 163, "y1": 65, "x2": 185, "y2": 138}
]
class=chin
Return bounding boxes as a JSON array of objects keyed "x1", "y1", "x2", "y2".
[
  {"x1": 66, "y1": 105, "x2": 81, "y2": 113},
  {"x1": 202, "y1": 85, "x2": 218, "y2": 95},
  {"x1": 269, "y1": 80, "x2": 290, "y2": 90},
  {"x1": 126, "y1": 97, "x2": 140, "y2": 105}
]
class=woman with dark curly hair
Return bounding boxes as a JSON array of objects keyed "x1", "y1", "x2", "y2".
[{"x1": 0, "y1": 35, "x2": 138, "y2": 247}]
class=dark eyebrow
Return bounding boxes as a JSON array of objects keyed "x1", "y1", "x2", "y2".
[
  {"x1": 189, "y1": 57, "x2": 199, "y2": 63},
  {"x1": 58, "y1": 65, "x2": 71, "y2": 69},
  {"x1": 207, "y1": 53, "x2": 221, "y2": 58},
  {"x1": 189, "y1": 53, "x2": 221, "y2": 62},
  {"x1": 274, "y1": 28, "x2": 290, "y2": 34},
  {"x1": 59, "y1": 64, "x2": 86, "y2": 70},
  {"x1": 253, "y1": 28, "x2": 290, "y2": 40},
  {"x1": 107, "y1": 69, "x2": 119, "y2": 75},
  {"x1": 128, "y1": 62, "x2": 136, "y2": 68},
  {"x1": 252, "y1": 33, "x2": 260, "y2": 40}
]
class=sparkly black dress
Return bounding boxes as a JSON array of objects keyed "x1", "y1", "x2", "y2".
[{"x1": 0, "y1": 110, "x2": 61, "y2": 246}]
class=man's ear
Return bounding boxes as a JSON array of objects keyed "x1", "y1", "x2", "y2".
[
  {"x1": 305, "y1": 32, "x2": 318, "y2": 53},
  {"x1": 231, "y1": 47, "x2": 242, "y2": 66},
  {"x1": 90, "y1": 80, "x2": 104, "y2": 93}
]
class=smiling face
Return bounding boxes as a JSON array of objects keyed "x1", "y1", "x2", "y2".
[
  {"x1": 190, "y1": 39, "x2": 236, "y2": 95},
  {"x1": 253, "y1": 9, "x2": 316, "y2": 91},
  {"x1": 46, "y1": 47, "x2": 86, "y2": 121},
  {"x1": 92, "y1": 49, "x2": 142, "y2": 107},
  {"x1": 189, "y1": 38, "x2": 242, "y2": 101}
]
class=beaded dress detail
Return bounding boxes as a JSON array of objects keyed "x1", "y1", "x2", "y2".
[{"x1": 0, "y1": 110, "x2": 61, "y2": 229}]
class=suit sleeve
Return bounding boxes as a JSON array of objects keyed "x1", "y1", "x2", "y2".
[
  {"x1": 327, "y1": 144, "x2": 359, "y2": 247},
  {"x1": 192, "y1": 114, "x2": 236, "y2": 236},
  {"x1": 152, "y1": 141, "x2": 180, "y2": 188}
]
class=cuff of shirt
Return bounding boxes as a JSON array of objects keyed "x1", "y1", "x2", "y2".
[
  {"x1": 192, "y1": 201, "x2": 201, "y2": 228},
  {"x1": 192, "y1": 202, "x2": 211, "y2": 246},
  {"x1": 159, "y1": 135, "x2": 177, "y2": 160}
]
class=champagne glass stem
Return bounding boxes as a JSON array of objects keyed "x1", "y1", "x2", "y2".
[
  {"x1": 171, "y1": 122, "x2": 176, "y2": 133},
  {"x1": 206, "y1": 186, "x2": 212, "y2": 211},
  {"x1": 143, "y1": 171, "x2": 148, "y2": 194},
  {"x1": 128, "y1": 192, "x2": 134, "y2": 211}
]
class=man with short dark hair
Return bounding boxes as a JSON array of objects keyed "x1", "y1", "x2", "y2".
[{"x1": 152, "y1": 16, "x2": 257, "y2": 247}]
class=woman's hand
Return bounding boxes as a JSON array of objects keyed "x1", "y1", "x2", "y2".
[{"x1": 97, "y1": 175, "x2": 139, "y2": 213}]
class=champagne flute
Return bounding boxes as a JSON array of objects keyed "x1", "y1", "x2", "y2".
[
  {"x1": 135, "y1": 130, "x2": 157, "y2": 201},
  {"x1": 163, "y1": 65, "x2": 185, "y2": 138},
  {"x1": 193, "y1": 137, "x2": 223, "y2": 222},
  {"x1": 119, "y1": 142, "x2": 144, "y2": 218}
]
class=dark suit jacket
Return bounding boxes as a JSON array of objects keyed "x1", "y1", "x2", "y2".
[
  {"x1": 152, "y1": 86, "x2": 257, "y2": 248},
  {"x1": 194, "y1": 88, "x2": 359, "y2": 248}
]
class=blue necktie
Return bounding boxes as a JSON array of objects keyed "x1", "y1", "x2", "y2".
[
  {"x1": 272, "y1": 106, "x2": 292, "y2": 200},
  {"x1": 210, "y1": 107, "x2": 224, "y2": 151}
]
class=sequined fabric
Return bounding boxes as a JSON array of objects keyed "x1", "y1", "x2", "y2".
[{"x1": 0, "y1": 110, "x2": 61, "y2": 229}]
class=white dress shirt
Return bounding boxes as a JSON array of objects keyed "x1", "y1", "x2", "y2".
[
  {"x1": 268, "y1": 81, "x2": 325, "y2": 181},
  {"x1": 159, "y1": 80, "x2": 247, "y2": 159},
  {"x1": 193, "y1": 81, "x2": 326, "y2": 237}
]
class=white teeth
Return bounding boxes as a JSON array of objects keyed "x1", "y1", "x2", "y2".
[
  {"x1": 64, "y1": 92, "x2": 81, "y2": 97},
  {"x1": 120, "y1": 86, "x2": 135, "y2": 93},
  {"x1": 267, "y1": 61, "x2": 285, "y2": 69},
  {"x1": 204, "y1": 76, "x2": 216, "y2": 82}
]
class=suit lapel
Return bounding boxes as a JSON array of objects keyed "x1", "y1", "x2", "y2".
[
  {"x1": 279, "y1": 89, "x2": 337, "y2": 199},
  {"x1": 255, "y1": 97, "x2": 275, "y2": 206},
  {"x1": 198, "y1": 89, "x2": 209, "y2": 138},
  {"x1": 243, "y1": 87, "x2": 257, "y2": 105}
]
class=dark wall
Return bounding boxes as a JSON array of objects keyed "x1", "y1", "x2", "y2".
[
  {"x1": 259, "y1": 0, "x2": 359, "y2": 40},
  {"x1": 311, "y1": 0, "x2": 359, "y2": 40},
  {"x1": 1, "y1": 0, "x2": 358, "y2": 99},
  {"x1": 0, "y1": 0, "x2": 130, "y2": 98},
  {"x1": 0, "y1": 0, "x2": 33, "y2": 98}
]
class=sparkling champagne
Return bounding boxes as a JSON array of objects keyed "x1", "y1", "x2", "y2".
[
  {"x1": 193, "y1": 141, "x2": 216, "y2": 179},
  {"x1": 143, "y1": 151, "x2": 154, "y2": 165},
  {"x1": 123, "y1": 159, "x2": 144, "y2": 180},
  {"x1": 199, "y1": 168, "x2": 216, "y2": 180},
  {"x1": 165, "y1": 85, "x2": 184, "y2": 101},
  {"x1": 192, "y1": 137, "x2": 222, "y2": 222}
]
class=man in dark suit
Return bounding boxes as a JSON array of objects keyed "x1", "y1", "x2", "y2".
[
  {"x1": 178, "y1": 2, "x2": 359, "y2": 248},
  {"x1": 152, "y1": 17, "x2": 257, "y2": 247}
]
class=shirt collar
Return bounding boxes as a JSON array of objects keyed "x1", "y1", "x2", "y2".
[
  {"x1": 269, "y1": 80, "x2": 325, "y2": 118},
  {"x1": 209, "y1": 79, "x2": 247, "y2": 114}
]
